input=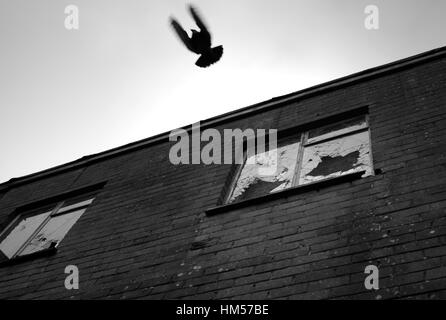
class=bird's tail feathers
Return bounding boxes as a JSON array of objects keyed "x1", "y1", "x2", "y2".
[{"x1": 195, "y1": 45, "x2": 223, "y2": 68}]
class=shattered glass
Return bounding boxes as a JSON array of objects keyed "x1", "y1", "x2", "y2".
[
  {"x1": 307, "y1": 116, "x2": 367, "y2": 144},
  {"x1": 228, "y1": 135, "x2": 300, "y2": 203},
  {"x1": 0, "y1": 211, "x2": 51, "y2": 258},
  {"x1": 19, "y1": 209, "x2": 86, "y2": 256},
  {"x1": 299, "y1": 131, "x2": 372, "y2": 185}
]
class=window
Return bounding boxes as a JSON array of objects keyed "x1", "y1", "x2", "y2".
[
  {"x1": 0, "y1": 192, "x2": 96, "y2": 260},
  {"x1": 226, "y1": 114, "x2": 373, "y2": 204}
]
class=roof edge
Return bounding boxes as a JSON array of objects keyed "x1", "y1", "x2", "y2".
[{"x1": 1, "y1": 45, "x2": 446, "y2": 190}]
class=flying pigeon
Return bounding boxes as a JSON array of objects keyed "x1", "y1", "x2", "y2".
[{"x1": 170, "y1": 5, "x2": 223, "y2": 68}]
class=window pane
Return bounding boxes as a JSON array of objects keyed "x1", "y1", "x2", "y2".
[
  {"x1": 307, "y1": 116, "x2": 367, "y2": 144},
  {"x1": 299, "y1": 131, "x2": 372, "y2": 185},
  {"x1": 19, "y1": 209, "x2": 85, "y2": 256},
  {"x1": 228, "y1": 136, "x2": 300, "y2": 203},
  {"x1": 0, "y1": 211, "x2": 51, "y2": 258},
  {"x1": 57, "y1": 198, "x2": 94, "y2": 214}
]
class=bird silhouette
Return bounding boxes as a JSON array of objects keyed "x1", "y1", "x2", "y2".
[{"x1": 170, "y1": 5, "x2": 223, "y2": 68}]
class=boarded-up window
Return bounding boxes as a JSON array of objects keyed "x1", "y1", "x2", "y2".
[
  {"x1": 226, "y1": 114, "x2": 373, "y2": 204},
  {"x1": 0, "y1": 193, "x2": 96, "y2": 260}
]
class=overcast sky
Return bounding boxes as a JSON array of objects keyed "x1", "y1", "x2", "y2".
[{"x1": 0, "y1": 0, "x2": 445, "y2": 183}]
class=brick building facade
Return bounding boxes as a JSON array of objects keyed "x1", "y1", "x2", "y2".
[{"x1": 0, "y1": 46, "x2": 445, "y2": 299}]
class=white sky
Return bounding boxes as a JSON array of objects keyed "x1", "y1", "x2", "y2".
[{"x1": 0, "y1": 0, "x2": 445, "y2": 183}]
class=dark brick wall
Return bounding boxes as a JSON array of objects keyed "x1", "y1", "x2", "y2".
[{"x1": 0, "y1": 54, "x2": 445, "y2": 299}]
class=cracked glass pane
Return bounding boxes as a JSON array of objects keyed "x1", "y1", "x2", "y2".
[
  {"x1": 299, "y1": 131, "x2": 372, "y2": 185},
  {"x1": 228, "y1": 135, "x2": 300, "y2": 203},
  {"x1": 307, "y1": 115, "x2": 367, "y2": 144},
  {"x1": 0, "y1": 211, "x2": 51, "y2": 258},
  {"x1": 19, "y1": 209, "x2": 85, "y2": 256}
]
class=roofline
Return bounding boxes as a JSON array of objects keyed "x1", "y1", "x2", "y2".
[{"x1": 1, "y1": 45, "x2": 446, "y2": 191}]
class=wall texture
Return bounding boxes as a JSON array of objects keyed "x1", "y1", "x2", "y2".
[{"x1": 0, "y1": 49, "x2": 445, "y2": 300}]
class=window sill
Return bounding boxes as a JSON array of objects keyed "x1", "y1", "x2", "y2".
[
  {"x1": 206, "y1": 170, "x2": 371, "y2": 216},
  {"x1": 0, "y1": 247, "x2": 58, "y2": 268}
]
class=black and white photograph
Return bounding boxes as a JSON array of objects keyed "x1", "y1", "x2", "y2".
[{"x1": 0, "y1": 0, "x2": 446, "y2": 310}]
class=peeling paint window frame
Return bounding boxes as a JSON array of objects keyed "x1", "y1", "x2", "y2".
[
  {"x1": 0, "y1": 193, "x2": 96, "y2": 260},
  {"x1": 225, "y1": 114, "x2": 374, "y2": 204}
]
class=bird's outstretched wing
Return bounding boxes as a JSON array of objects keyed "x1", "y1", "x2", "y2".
[
  {"x1": 170, "y1": 17, "x2": 193, "y2": 51},
  {"x1": 189, "y1": 5, "x2": 210, "y2": 37}
]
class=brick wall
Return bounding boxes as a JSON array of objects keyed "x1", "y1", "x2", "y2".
[{"x1": 0, "y1": 51, "x2": 445, "y2": 299}]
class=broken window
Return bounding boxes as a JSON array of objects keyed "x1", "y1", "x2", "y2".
[
  {"x1": 226, "y1": 114, "x2": 373, "y2": 204},
  {"x1": 0, "y1": 193, "x2": 96, "y2": 260},
  {"x1": 299, "y1": 130, "x2": 372, "y2": 185},
  {"x1": 227, "y1": 135, "x2": 301, "y2": 203}
]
